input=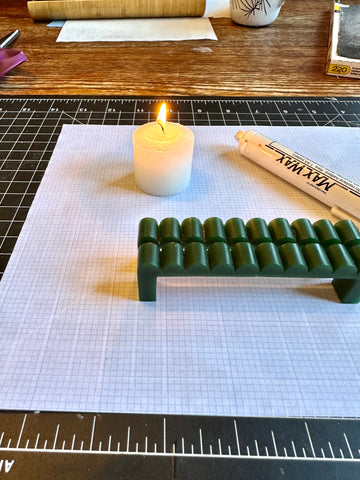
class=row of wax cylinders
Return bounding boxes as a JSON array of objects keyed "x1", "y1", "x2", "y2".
[
  {"x1": 138, "y1": 217, "x2": 360, "y2": 249},
  {"x1": 137, "y1": 217, "x2": 360, "y2": 277}
]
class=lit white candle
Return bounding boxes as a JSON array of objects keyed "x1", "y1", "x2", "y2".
[{"x1": 133, "y1": 103, "x2": 195, "y2": 196}]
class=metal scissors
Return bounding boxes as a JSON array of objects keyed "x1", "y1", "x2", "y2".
[{"x1": 0, "y1": 30, "x2": 27, "y2": 78}]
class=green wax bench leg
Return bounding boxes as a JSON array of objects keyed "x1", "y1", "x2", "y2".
[
  {"x1": 137, "y1": 243, "x2": 160, "y2": 301},
  {"x1": 332, "y1": 278, "x2": 360, "y2": 303}
]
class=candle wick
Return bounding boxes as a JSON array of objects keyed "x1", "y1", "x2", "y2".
[{"x1": 157, "y1": 118, "x2": 165, "y2": 136}]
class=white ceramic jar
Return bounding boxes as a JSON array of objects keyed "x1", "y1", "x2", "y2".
[{"x1": 230, "y1": 0, "x2": 286, "y2": 27}]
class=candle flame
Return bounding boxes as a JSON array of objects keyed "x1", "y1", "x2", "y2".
[{"x1": 157, "y1": 103, "x2": 167, "y2": 135}]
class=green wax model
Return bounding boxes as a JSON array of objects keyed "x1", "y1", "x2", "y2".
[{"x1": 137, "y1": 216, "x2": 360, "y2": 303}]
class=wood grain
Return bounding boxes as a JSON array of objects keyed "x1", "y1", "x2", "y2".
[
  {"x1": 1, "y1": 0, "x2": 360, "y2": 97},
  {"x1": 27, "y1": 0, "x2": 206, "y2": 21}
]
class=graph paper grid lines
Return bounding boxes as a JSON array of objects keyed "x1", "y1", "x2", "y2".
[{"x1": 0, "y1": 124, "x2": 359, "y2": 417}]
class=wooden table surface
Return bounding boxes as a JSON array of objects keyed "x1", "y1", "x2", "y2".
[{"x1": 0, "y1": 0, "x2": 360, "y2": 97}]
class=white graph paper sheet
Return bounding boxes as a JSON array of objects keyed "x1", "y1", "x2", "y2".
[{"x1": 0, "y1": 125, "x2": 359, "y2": 416}]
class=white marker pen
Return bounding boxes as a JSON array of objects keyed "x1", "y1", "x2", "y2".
[{"x1": 235, "y1": 129, "x2": 360, "y2": 227}]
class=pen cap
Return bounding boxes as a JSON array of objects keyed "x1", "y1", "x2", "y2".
[{"x1": 235, "y1": 130, "x2": 259, "y2": 155}]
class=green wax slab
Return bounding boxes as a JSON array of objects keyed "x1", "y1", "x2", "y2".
[
  {"x1": 138, "y1": 217, "x2": 158, "y2": 246},
  {"x1": 181, "y1": 217, "x2": 204, "y2": 243},
  {"x1": 255, "y1": 242, "x2": 284, "y2": 275},
  {"x1": 184, "y1": 242, "x2": 210, "y2": 274},
  {"x1": 268, "y1": 218, "x2": 296, "y2": 246},
  {"x1": 137, "y1": 242, "x2": 160, "y2": 272},
  {"x1": 302, "y1": 243, "x2": 333, "y2": 276},
  {"x1": 326, "y1": 243, "x2": 357, "y2": 277},
  {"x1": 160, "y1": 242, "x2": 184, "y2": 274},
  {"x1": 313, "y1": 219, "x2": 341, "y2": 247},
  {"x1": 204, "y1": 217, "x2": 226, "y2": 244},
  {"x1": 348, "y1": 244, "x2": 360, "y2": 270},
  {"x1": 159, "y1": 217, "x2": 181, "y2": 244},
  {"x1": 246, "y1": 218, "x2": 272, "y2": 244},
  {"x1": 224, "y1": 217, "x2": 248, "y2": 244},
  {"x1": 231, "y1": 242, "x2": 260, "y2": 275},
  {"x1": 137, "y1": 216, "x2": 360, "y2": 303},
  {"x1": 278, "y1": 243, "x2": 308, "y2": 276},
  {"x1": 335, "y1": 219, "x2": 360, "y2": 248},
  {"x1": 208, "y1": 242, "x2": 234, "y2": 274},
  {"x1": 291, "y1": 218, "x2": 319, "y2": 245}
]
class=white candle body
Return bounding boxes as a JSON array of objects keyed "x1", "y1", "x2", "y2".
[{"x1": 133, "y1": 121, "x2": 194, "y2": 196}]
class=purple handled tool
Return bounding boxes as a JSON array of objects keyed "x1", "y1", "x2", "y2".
[
  {"x1": 0, "y1": 30, "x2": 27, "y2": 78},
  {"x1": 0, "y1": 48, "x2": 27, "y2": 77}
]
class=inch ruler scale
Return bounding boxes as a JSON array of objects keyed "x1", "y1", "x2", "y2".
[
  {"x1": 0, "y1": 411, "x2": 359, "y2": 479},
  {"x1": 0, "y1": 96, "x2": 360, "y2": 479}
]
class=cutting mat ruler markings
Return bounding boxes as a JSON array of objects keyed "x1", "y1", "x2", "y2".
[
  {"x1": 1, "y1": 96, "x2": 360, "y2": 479},
  {"x1": 0, "y1": 412, "x2": 359, "y2": 479}
]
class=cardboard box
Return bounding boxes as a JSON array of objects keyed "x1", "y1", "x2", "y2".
[{"x1": 326, "y1": 2, "x2": 360, "y2": 79}]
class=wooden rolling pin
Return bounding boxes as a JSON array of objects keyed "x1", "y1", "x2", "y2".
[{"x1": 27, "y1": 0, "x2": 206, "y2": 20}]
